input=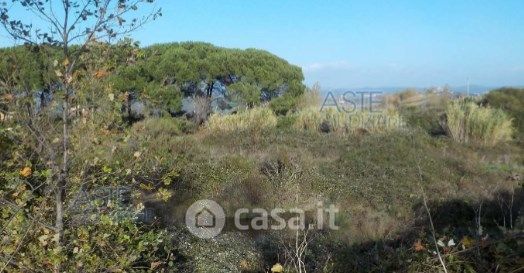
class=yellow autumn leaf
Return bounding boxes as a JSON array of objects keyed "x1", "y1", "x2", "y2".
[
  {"x1": 20, "y1": 166, "x2": 32, "y2": 177},
  {"x1": 139, "y1": 183, "x2": 154, "y2": 191},
  {"x1": 38, "y1": 234, "x2": 49, "y2": 246},
  {"x1": 413, "y1": 239, "x2": 425, "y2": 252},
  {"x1": 65, "y1": 74, "x2": 73, "y2": 84},
  {"x1": 1, "y1": 93, "x2": 14, "y2": 102},
  {"x1": 157, "y1": 188, "x2": 172, "y2": 202},
  {"x1": 461, "y1": 236, "x2": 474, "y2": 249},
  {"x1": 62, "y1": 58, "x2": 70, "y2": 67},
  {"x1": 150, "y1": 261, "x2": 162, "y2": 270},
  {"x1": 271, "y1": 263, "x2": 283, "y2": 273},
  {"x1": 94, "y1": 69, "x2": 110, "y2": 79},
  {"x1": 239, "y1": 259, "x2": 250, "y2": 270},
  {"x1": 52, "y1": 233, "x2": 60, "y2": 243}
]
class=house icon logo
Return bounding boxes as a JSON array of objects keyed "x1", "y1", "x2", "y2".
[
  {"x1": 185, "y1": 199, "x2": 225, "y2": 239},
  {"x1": 195, "y1": 207, "x2": 216, "y2": 228}
]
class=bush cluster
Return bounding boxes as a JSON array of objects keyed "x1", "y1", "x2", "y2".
[{"x1": 444, "y1": 100, "x2": 513, "y2": 146}]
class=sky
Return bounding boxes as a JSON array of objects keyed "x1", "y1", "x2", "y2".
[{"x1": 1, "y1": 0, "x2": 523, "y2": 89}]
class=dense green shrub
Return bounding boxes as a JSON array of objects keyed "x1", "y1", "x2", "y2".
[
  {"x1": 0, "y1": 45, "x2": 61, "y2": 91},
  {"x1": 0, "y1": 41, "x2": 306, "y2": 115},
  {"x1": 118, "y1": 42, "x2": 305, "y2": 112},
  {"x1": 0, "y1": 165, "x2": 174, "y2": 272}
]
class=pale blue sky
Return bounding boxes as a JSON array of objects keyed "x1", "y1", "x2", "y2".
[{"x1": 1, "y1": 0, "x2": 523, "y2": 88}]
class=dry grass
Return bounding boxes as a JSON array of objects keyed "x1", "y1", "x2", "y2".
[
  {"x1": 206, "y1": 107, "x2": 278, "y2": 133},
  {"x1": 292, "y1": 107, "x2": 406, "y2": 134},
  {"x1": 296, "y1": 82, "x2": 322, "y2": 109},
  {"x1": 444, "y1": 100, "x2": 513, "y2": 146},
  {"x1": 382, "y1": 89, "x2": 421, "y2": 109},
  {"x1": 382, "y1": 89, "x2": 451, "y2": 111}
]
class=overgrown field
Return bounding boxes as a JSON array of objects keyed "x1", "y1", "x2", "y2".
[{"x1": 1, "y1": 44, "x2": 523, "y2": 272}]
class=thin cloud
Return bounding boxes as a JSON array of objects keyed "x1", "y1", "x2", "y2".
[{"x1": 302, "y1": 61, "x2": 352, "y2": 72}]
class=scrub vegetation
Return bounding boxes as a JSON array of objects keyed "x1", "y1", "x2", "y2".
[{"x1": 1, "y1": 42, "x2": 523, "y2": 273}]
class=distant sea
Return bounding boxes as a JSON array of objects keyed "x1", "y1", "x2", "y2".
[{"x1": 322, "y1": 85, "x2": 500, "y2": 97}]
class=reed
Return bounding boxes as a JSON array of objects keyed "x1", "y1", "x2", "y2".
[{"x1": 444, "y1": 100, "x2": 513, "y2": 146}]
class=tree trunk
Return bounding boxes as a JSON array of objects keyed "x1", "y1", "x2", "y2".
[
  {"x1": 54, "y1": 178, "x2": 64, "y2": 273},
  {"x1": 206, "y1": 81, "x2": 214, "y2": 98},
  {"x1": 54, "y1": 80, "x2": 69, "y2": 273}
]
